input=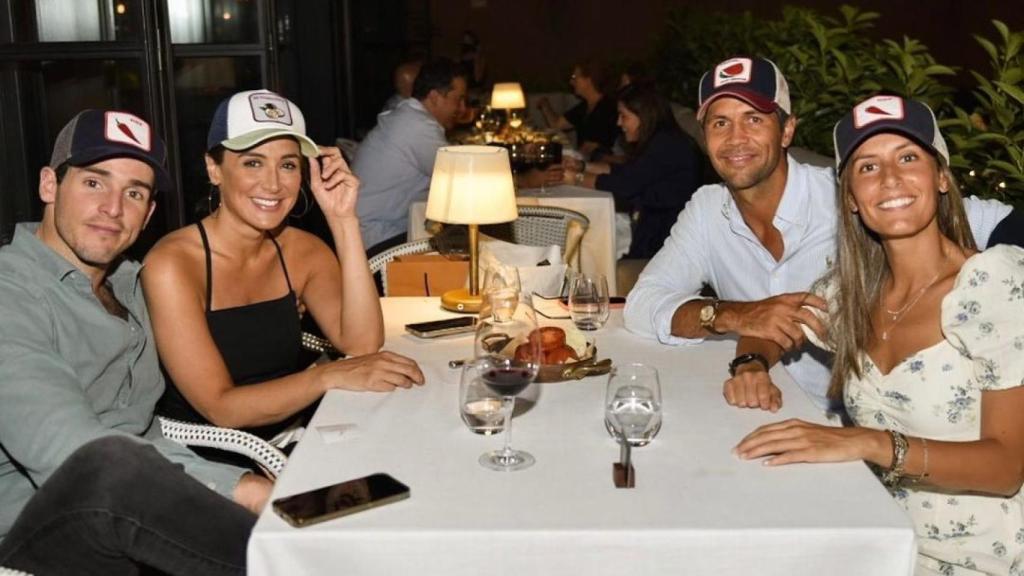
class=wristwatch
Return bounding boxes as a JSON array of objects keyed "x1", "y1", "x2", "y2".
[
  {"x1": 728, "y1": 353, "x2": 770, "y2": 377},
  {"x1": 698, "y1": 298, "x2": 722, "y2": 334}
]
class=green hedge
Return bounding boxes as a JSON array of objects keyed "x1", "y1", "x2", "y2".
[{"x1": 654, "y1": 5, "x2": 1024, "y2": 208}]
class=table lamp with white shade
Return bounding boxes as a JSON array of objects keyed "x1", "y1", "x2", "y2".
[
  {"x1": 490, "y1": 82, "x2": 526, "y2": 129},
  {"x1": 426, "y1": 145, "x2": 518, "y2": 313}
]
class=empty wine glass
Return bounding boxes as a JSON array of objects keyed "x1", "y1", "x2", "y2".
[
  {"x1": 474, "y1": 299, "x2": 542, "y2": 471},
  {"x1": 604, "y1": 363, "x2": 662, "y2": 447},
  {"x1": 536, "y1": 141, "x2": 562, "y2": 195},
  {"x1": 568, "y1": 273, "x2": 610, "y2": 330},
  {"x1": 481, "y1": 264, "x2": 521, "y2": 323}
]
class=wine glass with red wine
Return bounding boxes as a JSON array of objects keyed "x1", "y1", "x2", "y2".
[{"x1": 473, "y1": 299, "x2": 542, "y2": 471}]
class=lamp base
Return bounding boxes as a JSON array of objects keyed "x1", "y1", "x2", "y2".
[{"x1": 440, "y1": 288, "x2": 482, "y2": 313}]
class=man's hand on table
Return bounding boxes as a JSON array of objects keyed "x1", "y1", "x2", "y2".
[
  {"x1": 316, "y1": 351, "x2": 425, "y2": 392},
  {"x1": 717, "y1": 292, "x2": 827, "y2": 351},
  {"x1": 723, "y1": 363, "x2": 782, "y2": 412}
]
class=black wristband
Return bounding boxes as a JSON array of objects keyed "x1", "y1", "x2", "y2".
[{"x1": 728, "y1": 352, "x2": 770, "y2": 377}]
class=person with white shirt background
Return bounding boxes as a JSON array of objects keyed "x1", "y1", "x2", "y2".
[{"x1": 623, "y1": 56, "x2": 1020, "y2": 413}]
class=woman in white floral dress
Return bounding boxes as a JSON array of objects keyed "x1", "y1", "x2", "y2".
[{"x1": 734, "y1": 95, "x2": 1024, "y2": 576}]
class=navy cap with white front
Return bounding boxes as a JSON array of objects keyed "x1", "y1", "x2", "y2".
[
  {"x1": 49, "y1": 110, "x2": 172, "y2": 192},
  {"x1": 207, "y1": 89, "x2": 319, "y2": 158},
  {"x1": 697, "y1": 56, "x2": 792, "y2": 122},
  {"x1": 833, "y1": 95, "x2": 949, "y2": 175}
]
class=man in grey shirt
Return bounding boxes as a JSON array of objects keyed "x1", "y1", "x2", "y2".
[
  {"x1": 354, "y1": 58, "x2": 467, "y2": 253},
  {"x1": 0, "y1": 110, "x2": 268, "y2": 575}
]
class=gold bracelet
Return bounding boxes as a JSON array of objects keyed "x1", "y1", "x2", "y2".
[
  {"x1": 909, "y1": 437, "x2": 930, "y2": 485},
  {"x1": 882, "y1": 429, "x2": 908, "y2": 487}
]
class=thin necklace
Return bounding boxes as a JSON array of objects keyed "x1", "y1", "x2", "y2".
[{"x1": 880, "y1": 270, "x2": 943, "y2": 341}]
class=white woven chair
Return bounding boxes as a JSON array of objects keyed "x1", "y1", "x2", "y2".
[
  {"x1": 0, "y1": 567, "x2": 32, "y2": 575},
  {"x1": 301, "y1": 330, "x2": 339, "y2": 359},
  {"x1": 158, "y1": 417, "x2": 288, "y2": 479},
  {"x1": 508, "y1": 206, "x2": 589, "y2": 270}
]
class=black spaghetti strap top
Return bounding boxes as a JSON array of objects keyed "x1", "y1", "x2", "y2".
[{"x1": 158, "y1": 221, "x2": 303, "y2": 443}]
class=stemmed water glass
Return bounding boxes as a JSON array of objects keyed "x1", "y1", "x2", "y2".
[
  {"x1": 604, "y1": 363, "x2": 662, "y2": 447},
  {"x1": 568, "y1": 273, "x2": 610, "y2": 330},
  {"x1": 473, "y1": 299, "x2": 542, "y2": 471},
  {"x1": 536, "y1": 141, "x2": 562, "y2": 195},
  {"x1": 481, "y1": 264, "x2": 521, "y2": 323}
]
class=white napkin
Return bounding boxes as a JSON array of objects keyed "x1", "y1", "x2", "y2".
[{"x1": 479, "y1": 239, "x2": 566, "y2": 298}]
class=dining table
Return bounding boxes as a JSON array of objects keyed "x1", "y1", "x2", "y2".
[
  {"x1": 247, "y1": 297, "x2": 916, "y2": 576},
  {"x1": 407, "y1": 184, "x2": 624, "y2": 294}
]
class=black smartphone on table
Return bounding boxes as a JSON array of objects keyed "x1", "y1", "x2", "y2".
[
  {"x1": 405, "y1": 316, "x2": 477, "y2": 338},
  {"x1": 272, "y1": 473, "x2": 410, "y2": 527}
]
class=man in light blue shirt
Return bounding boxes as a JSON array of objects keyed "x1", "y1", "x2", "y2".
[
  {"x1": 354, "y1": 58, "x2": 467, "y2": 252},
  {"x1": 624, "y1": 56, "x2": 1013, "y2": 412}
]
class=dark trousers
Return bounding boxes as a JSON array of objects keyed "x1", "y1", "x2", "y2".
[{"x1": 0, "y1": 436, "x2": 256, "y2": 576}]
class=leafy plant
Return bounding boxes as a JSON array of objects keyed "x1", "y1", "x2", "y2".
[
  {"x1": 654, "y1": 5, "x2": 956, "y2": 156},
  {"x1": 942, "y1": 20, "x2": 1024, "y2": 207}
]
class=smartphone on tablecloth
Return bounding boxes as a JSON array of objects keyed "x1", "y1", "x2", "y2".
[
  {"x1": 405, "y1": 316, "x2": 477, "y2": 338},
  {"x1": 272, "y1": 473, "x2": 410, "y2": 527}
]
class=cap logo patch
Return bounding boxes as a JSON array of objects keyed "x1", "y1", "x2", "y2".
[
  {"x1": 713, "y1": 58, "x2": 753, "y2": 88},
  {"x1": 853, "y1": 95, "x2": 905, "y2": 128},
  {"x1": 104, "y1": 112, "x2": 152, "y2": 151},
  {"x1": 249, "y1": 93, "x2": 294, "y2": 125}
]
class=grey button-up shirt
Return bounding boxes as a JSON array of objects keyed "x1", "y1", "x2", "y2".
[
  {"x1": 353, "y1": 98, "x2": 448, "y2": 248},
  {"x1": 0, "y1": 223, "x2": 246, "y2": 539}
]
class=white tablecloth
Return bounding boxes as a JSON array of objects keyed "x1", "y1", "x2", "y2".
[
  {"x1": 248, "y1": 298, "x2": 916, "y2": 576},
  {"x1": 408, "y1": 185, "x2": 622, "y2": 294}
]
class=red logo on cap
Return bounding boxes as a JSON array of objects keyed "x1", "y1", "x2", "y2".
[
  {"x1": 853, "y1": 96, "x2": 905, "y2": 129},
  {"x1": 713, "y1": 58, "x2": 753, "y2": 88},
  {"x1": 104, "y1": 112, "x2": 152, "y2": 151}
]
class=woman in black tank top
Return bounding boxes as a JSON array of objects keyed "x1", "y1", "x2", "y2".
[{"x1": 142, "y1": 90, "x2": 423, "y2": 463}]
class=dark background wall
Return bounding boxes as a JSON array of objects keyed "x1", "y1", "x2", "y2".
[{"x1": 424, "y1": 0, "x2": 1024, "y2": 98}]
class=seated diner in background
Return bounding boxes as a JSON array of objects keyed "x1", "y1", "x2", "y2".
[
  {"x1": 143, "y1": 90, "x2": 424, "y2": 463},
  {"x1": 536, "y1": 58, "x2": 618, "y2": 161},
  {"x1": 561, "y1": 84, "x2": 701, "y2": 258},
  {"x1": 735, "y1": 95, "x2": 1024, "y2": 576}
]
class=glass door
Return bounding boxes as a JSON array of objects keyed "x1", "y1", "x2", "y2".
[
  {"x1": 0, "y1": 0, "x2": 276, "y2": 252},
  {"x1": 165, "y1": 0, "x2": 273, "y2": 223}
]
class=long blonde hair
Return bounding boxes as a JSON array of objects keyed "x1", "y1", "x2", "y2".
[{"x1": 825, "y1": 159, "x2": 976, "y2": 400}]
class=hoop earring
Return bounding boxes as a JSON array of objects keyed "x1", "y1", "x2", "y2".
[
  {"x1": 207, "y1": 183, "x2": 220, "y2": 214},
  {"x1": 290, "y1": 185, "x2": 312, "y2": 219}
]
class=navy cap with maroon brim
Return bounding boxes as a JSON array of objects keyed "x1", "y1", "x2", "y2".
[
  {"x1": 49, "y1": 110, "x2": 173, "y2": 193},
  {"x1": 833, "y1": 95, "x2": 949, "y2": 176},
  {"x1": 697, "y1": 56, "x2": 792, "y2": 122}
]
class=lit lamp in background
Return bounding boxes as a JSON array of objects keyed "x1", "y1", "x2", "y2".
[
  {"x1": 426, "y1": 146, "x2": 518, "y2": 313},
  {"x1": 490, "y1": 82, "x2": 526, "y2": 130}
]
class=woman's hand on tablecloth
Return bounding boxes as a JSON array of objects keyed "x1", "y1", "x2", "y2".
[
  {"x1": 734, "y1": 418, "x2": 887, "y2": 466},
  {"x1": 309, "y1": 145, "x2": 359, "y2": 222},
  {"x1": 316, "y1": 351, "x2": 425, "y2": 392}
]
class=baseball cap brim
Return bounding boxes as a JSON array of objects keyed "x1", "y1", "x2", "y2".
[
  {"x1": 221, "y1": 128, "x2": 320, "y2": 159},
  {"x1": 68, "y1": 147, "x2": 173, "y2": 192},
  {"x1": 835, "y1": 126, "x2": 943, "y2": 176},
  {"x1": 697, "y1": 89, "x2": 779, "y2": 122}
]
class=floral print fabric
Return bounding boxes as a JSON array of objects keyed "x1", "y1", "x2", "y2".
[{"x1": 815, "y1": 245, "x2": 1024, "y2": 575}]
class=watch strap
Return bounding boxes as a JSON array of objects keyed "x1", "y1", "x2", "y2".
[
  {"x1": 700, "y1": 297, "x2": 722, "y2": 335},
  {"x1": 728, "y1": 352, "x2": 770, "y2": 377}
]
